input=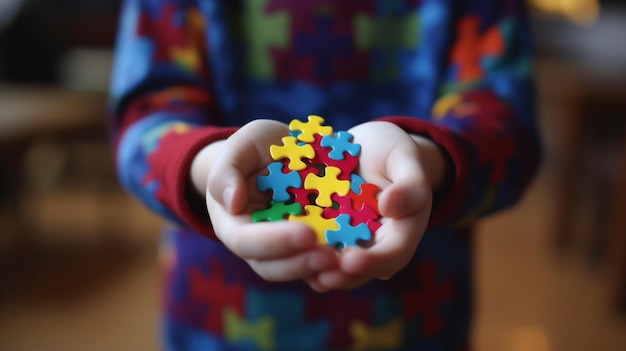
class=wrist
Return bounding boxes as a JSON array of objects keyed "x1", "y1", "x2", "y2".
[{"x1": 190, "y1": 139, "x2": 226, "y2": 195}]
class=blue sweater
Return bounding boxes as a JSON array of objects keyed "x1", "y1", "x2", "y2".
[{"x1": 109, "y1": 0, "x2": 541, "y2": 350}]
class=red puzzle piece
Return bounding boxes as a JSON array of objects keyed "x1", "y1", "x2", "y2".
[
  {"x1": 310, "y1": 135, "x2": 358, "y2": 180},
  {"x1": 323, "y1": 194, "x2": 378, "y2": 225},
  {"x1": 348, "y1": 183, "x2": 380, "y2": 214},
  {"x1": 289, "y1": 186, "x2": 318, "y2": 208},
  {"x1": 366, "y1": 217, "x2": 382, "y2": 234}
]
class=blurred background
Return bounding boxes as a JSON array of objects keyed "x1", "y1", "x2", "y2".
[{"x1": 0, "y1": 0, "x2": 625, "y2": 350}]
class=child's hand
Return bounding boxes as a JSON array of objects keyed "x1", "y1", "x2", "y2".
[
  {"x1": 305, "y1": 121, "x2": 444, "y2": 292},
  {"x1": 199, "y1": 120, "x2": 339, "y2": 282}
]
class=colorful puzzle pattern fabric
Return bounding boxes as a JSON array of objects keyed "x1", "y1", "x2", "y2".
[
  {"x1": 110, "y1": 1, "x2": 540, "y2": 349},
  {"x1": 253, "y1": 115, "x2": 381, "y2": 249}
]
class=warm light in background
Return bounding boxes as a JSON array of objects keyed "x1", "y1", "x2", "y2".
[
  {"x1": 529, "y1": 0, "x2": 601, "y2": 25},
  {"x1": 508, "y1": 326, "x2": 553, "y2": 351}
]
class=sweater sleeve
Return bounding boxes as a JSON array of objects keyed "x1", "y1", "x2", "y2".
[
  {"x1": 381, "y1": 0, "x2": 541, "y2": 228},
  {"x1": 108, "y1": 0, "x2": 236, "y2": 238}
]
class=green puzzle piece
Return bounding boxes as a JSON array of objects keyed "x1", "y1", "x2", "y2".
[{"x1": 251, "y1": 201, "x2": 303, "y2": 222}]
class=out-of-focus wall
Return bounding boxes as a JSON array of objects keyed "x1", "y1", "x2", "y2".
[
  {"x1": 0, "y1": 0, "x2": 120, "y2": 85},
  {"x1": 0, "y1": 0, "x2": 162, "y2": 260},
  {"x1": 530, "y1": 0, "x2": 626, "y2": 313}
]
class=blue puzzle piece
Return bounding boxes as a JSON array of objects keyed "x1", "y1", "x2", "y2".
[
  {"x1": 257, "y1": 162, "x2": 301, "y2": 202},
  {"x1": 325, "y1": 214, "x2": 372, "y2": 250},
  {"x1": 289, "y1": 129, "x2": 302, "y2": 139},
  {"x1": 320, "y1": 132, "x2": 361, "y2": 160},
  {"x1": 350, "y1": 174, "x2": 366, "y2": 194}
]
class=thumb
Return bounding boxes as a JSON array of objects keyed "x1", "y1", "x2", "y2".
[
  {"x1": 379, "y1": 178, "x2": 431, "y2": 219},
  {"x1": 208, "y1": 163, "x2": 246, "y2": 214},
  {"x1": 207, "y1": 120, "x2": 289, "y2": 214},
  {"x1": 378, "y1": 143, "x2": 432, "y2": 219}
]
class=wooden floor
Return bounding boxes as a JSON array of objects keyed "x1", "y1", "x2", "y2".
[
  {"x1": 474, "y1": 169, "x2": 626, "y2": 351},
  {"x1": 1, "y1": 118, "x2": 625, "y2": 351}
]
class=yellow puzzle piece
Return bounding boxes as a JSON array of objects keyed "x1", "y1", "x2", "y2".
[
  {"x1": 289, "y1": 205, "x2": 339, "y2": 244},
  {"x1": 289, "y1": 115, "x2": 333, "y2": 143},
  {"x1": 270, "y1": 136, "x2": 316, "y2": 171},
  {"x1": 304, "y1": 166, "x2": 350, "y2": 207}
]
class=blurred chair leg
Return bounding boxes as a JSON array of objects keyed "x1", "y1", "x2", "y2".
[
  {"x1": 0, "y1": 145, "x2": 31, "y2": 259},
  {"x1": 552, "y1": 113, "x2": 584, "y2": 251},
  {"x1": 607, "y1": 127, "x2": 626, "y2": 314}
]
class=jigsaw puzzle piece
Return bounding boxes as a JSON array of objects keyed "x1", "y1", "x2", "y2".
[
  {"x1": 320, "y1": 131, "x2": 361, "y2": 160},
  {"x1": 323, "y1": 194, "x2": 379, "y2": 227},
  {"x1": 279, "y1": 162, "x2": 320, "y2": 207},
  {"x1": 289, "y1": 186, "x2": 318, "y2": 208},
  {"x1": 289, "y1": 115, "x2": 333, "y2": 143},
  {"x1": 289, "y1": 205, "x2": 339, "y2": 244},
  {"x1": 270, "y1": 136, "x2": 315, "y2": 171},
  {"x1": 311, "y1": 143, "x2": 359, "y2": 181},
  {"x1": 348, "y1": 182, "x2": 380, "y2": 214},
  {"x1": 257, "y1": 162, "x2": 302, "y2": 202},
  {"x1": 322, "y1": 194, "x2": 348, "y2": 220},
  {"x1": 279, "y1": 158, "x2": 321, "y2": 180},
  {"x1": 251, "y1": 201, "x2": 303, "y2": 222},
  {"x1": 289, "y1": 129, "x2": 302, "y2": 139},
  {"x1": 304, "y1": 166, "x2": 350, "y2": 207},
  {"x1": 366, "y1": 217, "x2": 382, "y2": 234},
  {"x1": 350, "y1": 174, "x2": 365, "y2": 194},
  {"x1": 325, "y1": 214, "x2": 372, "y2": 250}
]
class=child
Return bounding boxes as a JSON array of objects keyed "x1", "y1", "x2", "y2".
[{"x1": 109, "y1": 0, "x2": 541, "y2": 350}]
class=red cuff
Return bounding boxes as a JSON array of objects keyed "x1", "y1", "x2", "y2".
[
  {"x1": 151, "y1": 126, "x2": 238, "y2": 239},
  {"x1": 376, "y1": 116, "x2": 468, "y2": 227}
]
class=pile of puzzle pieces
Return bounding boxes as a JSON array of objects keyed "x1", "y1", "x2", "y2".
[{"x1": 252, "y1": 115, "x2": 382, "y2": 250}]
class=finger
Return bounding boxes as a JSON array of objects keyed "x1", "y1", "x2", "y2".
[
  {"x1": 314, "y1": 258, "x2": 399, "y2": 291},
  {"x1": 379, "y1": 141, "x2": 431, "y2": 218},
  {"x1": 315, "y1": 268, "x2": 366, "y2": 291},
  {"x1": 208, "y1": 120, "x2": 288, "y2": 213},
  {"x1": 315, "y1": 216, "x2": 427, "y2": 290},
  {"x1": 303, "y1": 275, "x2": 331, "y2": 293},
  {"x1": 313, "y1": 261, "x2": 394, "y2": 291},
  {"x1": 250, "y1": 248, "x2": 339, "y2": 282},
  {"x1": 208, "y1": 201, "x2": 319, "y2": 259},
  {"x1": 341, "y1": 216, "x2": 427, "y2": 278},
  {"x1": 379, "y1": 177, "x2": 431, "y2": 219}
]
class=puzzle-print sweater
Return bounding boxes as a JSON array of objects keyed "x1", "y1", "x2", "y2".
[{"x1": 109, "y1": 0, "x2": 541, "y2": 350}]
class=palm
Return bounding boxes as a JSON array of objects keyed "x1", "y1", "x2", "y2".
[
  {"x1": 304, "y1": 122, "x2": 433, "y2": 291},
  {"x1": 208, "y1": 119, "x2": 289, "y2": 215},
  {"x1": 205, "y1": 119, "x2": 339, "y2": 283}
]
